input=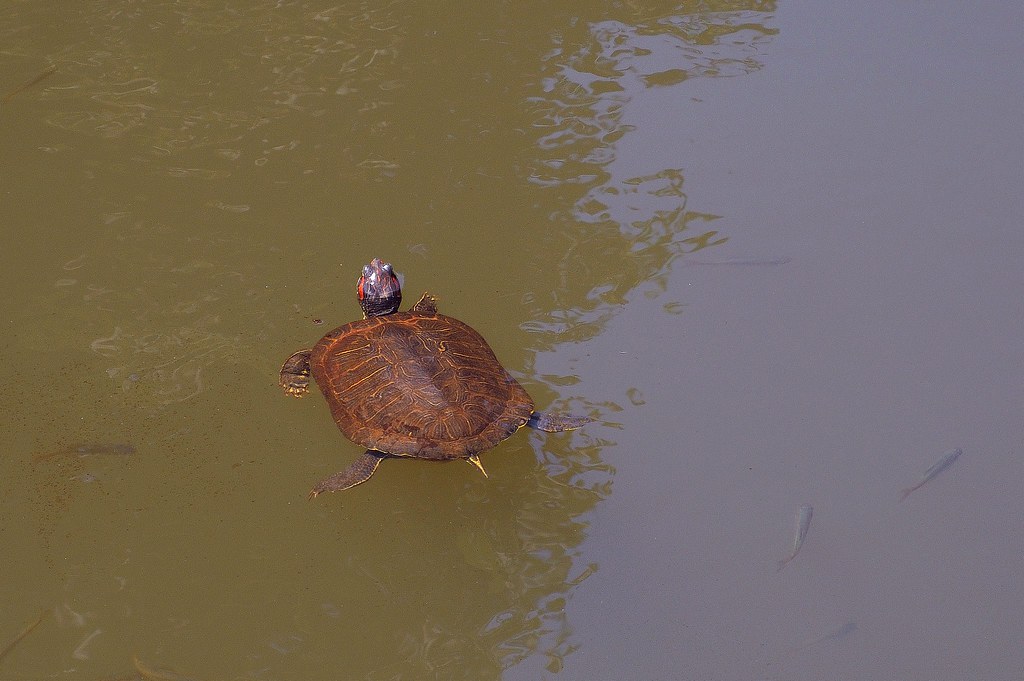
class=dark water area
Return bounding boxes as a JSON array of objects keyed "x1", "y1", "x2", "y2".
[{"x1": 1, "y1": 1, "x2": 1021, "y2": 680}]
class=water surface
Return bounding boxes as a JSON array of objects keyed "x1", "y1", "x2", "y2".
[{"x1": 2, "y1": 1, "x2": 1022, "y2": 680}]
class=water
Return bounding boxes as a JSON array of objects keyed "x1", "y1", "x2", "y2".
[{"x1": 2, "y1": 1, "x2": 1022, "y2": 680}]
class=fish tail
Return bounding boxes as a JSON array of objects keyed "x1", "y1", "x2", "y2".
[{"x1": 898, "y1": 487, "x2": 913, "y2": 502}]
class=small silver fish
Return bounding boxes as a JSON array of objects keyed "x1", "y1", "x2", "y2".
[
  {"x1": 899, "y1": 448, "x2": 962, "y2": 502},
  {"x1": 807, "y1": 621, "x2": 856, "y2": 647},
  {"x1": 777, "y1": 504, "x2": 813, "y2": 571},
  {"x1": 794, "y1": 621, "x2": 858, "y2": 652},
  {"x1": 686, "y1": 257, "x2": 792, "y2": 266}
]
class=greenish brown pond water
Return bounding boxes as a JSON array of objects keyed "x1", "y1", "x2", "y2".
[{"x1": 2, "y1": 2, "x2": 1022, "y2": 680}]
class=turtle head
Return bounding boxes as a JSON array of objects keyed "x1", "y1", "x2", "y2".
[{"x1": 357, "y1": 258, "x2": 402, "y2": 317}]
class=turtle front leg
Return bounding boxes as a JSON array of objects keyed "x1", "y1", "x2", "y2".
[
  {"x1": 309, "y1": 450, "x2": 387, "y2": 498},
  {"x1": 280, "y1": 349, "x2": 313, "y2": 397},
  {"x1": 410, "y1": 292, "x2": 438, "y2": 314},
  {"x1": 527, "y1": 412, "x2": 593, "y2": 432}
]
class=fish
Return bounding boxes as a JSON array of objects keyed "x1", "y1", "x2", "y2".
[
  {"x1": 777, "y1": 504, "x2": 813, "y2": 571},
  {"x1": 0, "y1": 609, "x2": 48, "y2": 664},
  {"x1": 133, "y1": 654, "x2": 202, "y2": 681},
  {"x1": 686, "y1": 257, "x2": 792, "y2": 266},
  {"x1": 34, "y1": 443, "x2": 136, "y2": 461},
  {"x1": 2, "y1": 66, "x2": 57, "y2": 103},
  {"x1": 802, "y1": 621, "x2": 857, "y2": 648},
  {"x1": 782, "y1": 621, "x2": 858, "y2": 657},
  {"x1": 899, "y1": 448, "x2": 962, "y2": 502}
]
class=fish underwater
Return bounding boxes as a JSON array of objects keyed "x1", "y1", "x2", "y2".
[
  {"x1": 777, "y1": 504, "x2": 813, "y2": 571},
  {"x1": 899, "y1": 448, "x2": 962, "y2": 502},
  {"x1": 34, "y1": 443, "x2": 136, "y2": 461}
]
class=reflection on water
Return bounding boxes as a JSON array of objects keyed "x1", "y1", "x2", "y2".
[
  {"x1": 19, "y1": 0, "x2": 409, "y2": 186},
  {"x1": 43, "y1": 250, "x2": 263, "y2": 413},
  {"x1": 521, "y1": 7, "x2": 776, "y2": 348},
  {"x1": 447, "y1": 469, "x2": 610, "y2": 673}
]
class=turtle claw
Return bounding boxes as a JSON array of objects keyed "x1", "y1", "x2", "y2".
[
  {"x1": 308, "y1": 450, "x2": 385, "y2": 498},
  {"x1": 282, "y1": 378, "x2": 310, "y2": 397},
  {"x1": 467, "y1": 455, "x2": 488, "y2": 477},
  {"x1": 526, "y1": 412, "x2": 593, "y2": 432}
]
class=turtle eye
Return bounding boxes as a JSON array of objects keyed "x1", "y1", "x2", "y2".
[{"x1": 383, "y1": 263, "x2": 393, "y2": 274}]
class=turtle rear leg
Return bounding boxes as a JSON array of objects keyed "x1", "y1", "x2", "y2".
[
  {"x1": 466, "y1": 454, "x2": 488, "y2": 477},
  {"x1": 280, "y1": 349, "x2": 312, "y2": 397},
  {"x1": 309, "y1": 450, "x2": 386, "y2": 498},
  {"x1": 527, "y1": 412, "x2": 593, "y2": 432}
]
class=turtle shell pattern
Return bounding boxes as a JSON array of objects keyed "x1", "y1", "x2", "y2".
[{"x1": 310, "y1": 311, "x2": 535, "y2": 460}]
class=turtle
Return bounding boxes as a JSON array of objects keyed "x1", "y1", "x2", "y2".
[{"x1": 281, "y1": 258, "x2": 592, "y2": 498}]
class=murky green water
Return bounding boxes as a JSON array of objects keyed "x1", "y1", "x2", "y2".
[{"x1": 2, "y1": 1, "x2": 1022, "y2": 680}]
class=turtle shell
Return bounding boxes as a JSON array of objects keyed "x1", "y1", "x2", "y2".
[{"x1": 309, "y1": 311, "x2": 535, "y2": 460}]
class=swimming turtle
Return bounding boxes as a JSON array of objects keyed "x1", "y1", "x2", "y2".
[{"x1": 281, "y1": 258, "x2": 591, "y2": 498}]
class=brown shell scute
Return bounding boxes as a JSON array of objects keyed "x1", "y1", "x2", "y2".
[{"x1": 310, "y1": 312, "x2": 535, "y2": 459}]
